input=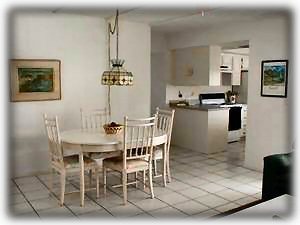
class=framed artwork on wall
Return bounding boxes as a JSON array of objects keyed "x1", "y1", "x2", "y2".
[
  {"x1": 261, "y1": 60, "x2": 288, "y2": 98},
  {"x1": 10, "y1": 59, "x2": 61, "y2": 102}
]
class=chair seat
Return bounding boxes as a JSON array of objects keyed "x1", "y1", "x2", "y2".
[
  {"x1": 103, "y1": 157, "x2": 148, "y2": 172},
  {"x1": 153, "y1": 147, "x2": 163, "y2": 160},
  {"x1": 63, "y1": 155, "x2": 97, "y2": 169}
]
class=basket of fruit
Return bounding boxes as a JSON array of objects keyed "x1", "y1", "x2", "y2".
[{"x1": 103, "y1": 122, "x2": 123, "y2": 135}]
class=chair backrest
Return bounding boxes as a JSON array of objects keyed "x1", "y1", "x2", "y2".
[
  {"x1": 80, "y1": 108, "x2": 108, "y2": 131},
  {"x1": 156, "y1": 107, "x2": 175, "y2": 148},
  {"x1": 123, "y1": 116, "x2": 157, "y2": 165},
  {"x1": 43, "y1": 114, "x2": 64, "y2": 164}
]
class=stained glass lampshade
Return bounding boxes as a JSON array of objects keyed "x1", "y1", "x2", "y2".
[{"x1": 101, "y1": 59, "x2": 133, "y2": 86}]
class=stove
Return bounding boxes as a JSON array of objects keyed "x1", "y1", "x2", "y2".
[{"x1": 199, "y1": 93, "x2": 242, "y2": 142}]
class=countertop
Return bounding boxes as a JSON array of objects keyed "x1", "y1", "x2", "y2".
[{"x1": 169, "y1": 104, "x2": 230, "y2": 111}]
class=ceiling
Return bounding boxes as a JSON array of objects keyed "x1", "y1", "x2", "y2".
[{"x1": 52, "y1": 7, "x2": 286, "y2": 34}]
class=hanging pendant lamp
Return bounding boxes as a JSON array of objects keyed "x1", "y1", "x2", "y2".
[
  {"x1": 101, "y1": 10, "x2": 133, "y2": 86},
  {"x1": 101, "y1": 9, "x2": 133, "y2": 121}
]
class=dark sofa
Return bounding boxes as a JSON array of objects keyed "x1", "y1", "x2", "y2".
[{"x1": 262, "y1": 152, "x2": 293, "y2": 201}]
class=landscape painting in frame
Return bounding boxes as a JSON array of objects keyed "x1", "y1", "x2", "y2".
[
  {"x1": 261, "y1": 60, "x2": 288, "y2": 98},
  {"x1": 10, "y1": 59, "x2": 61, "y2": 102}
]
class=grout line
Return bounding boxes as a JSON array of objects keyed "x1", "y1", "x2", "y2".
[
  {"x1": 11, "y1": 178, "x2": 41, "y2": 218},
  {"x1": 35, "y1": 175, "x2": 79, "y2": 218},
  {"x1": 62, "y1": 178, "x2": 115, "y2": 217}
]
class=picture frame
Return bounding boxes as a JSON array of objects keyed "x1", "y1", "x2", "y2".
[
  {"x1": 10, "y1": 59, "x2": 61, "y2": 102},
  {"x1": 261, "y1": 60, "x2": 288, "y2": 98}
]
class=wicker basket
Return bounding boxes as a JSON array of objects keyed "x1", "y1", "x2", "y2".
[{"x1": 103, "y1": 124, "x2": 123, "y2": 135}]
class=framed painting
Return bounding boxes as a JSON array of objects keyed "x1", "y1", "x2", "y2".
[
  {"x1": 10, "y1": 59, "x2": 61, "y2": 102},
  {"x1": 261, "y1": 60, "x2": 288, "y2": 98}
]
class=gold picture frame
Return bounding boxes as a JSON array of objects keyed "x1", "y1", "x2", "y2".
[{"x1": 10, "y1": 59, "x2": 61, "y2": 102}]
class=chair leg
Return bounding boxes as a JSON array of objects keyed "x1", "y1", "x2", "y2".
[
  {"x1": 89, "y1": 169, "x2": 92, "y2": 187},
  {"x1": 79, "y1": 153, "x2": 85, "y2": 207},
  {"x1": 148, "y1": 167, "x2": 154, "y2": 199},
  {"x1": 162, "y1": 143, "x2": 167, "y2": 187},
  {"x1": 135, "y1": 172, "x2": 138, "y2": 188},
  {"x1": 103, "y1": 166, "x2": 107, "y2": 197},
  {"x1": 122, "y1": 171, "x2": 127, "y2": 205},
  {"x1": 96, "y1": 168, "x2": 99, "y2": 198},
  {"x1": 60, "y1": 171, "x2": 66, "y2": 207},
  {"x1": 153, "y1": 159, "x2": 158, "y2": 176},
  {"x1": 49, "y1": 168, "x2": 54, "y2": 196},
  {"x1": 166, "y1": 151, "x2": 171, "y2": 183},
  {"x1": 143, "y1": 170, "x2": 146, "y2": 190}
]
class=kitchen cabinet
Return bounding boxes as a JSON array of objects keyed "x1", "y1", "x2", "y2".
[
  {"x1": 232, "y1": 55, "x2": 242, "y2": 85},
  {"x1": 221, "y1": 53, "x2": 245, "y2": 85},
  {"x1": 170, "y1": 45, "x2": 221, "y2": 86},
  {"x1": 221, "y1": 53, "x2": 233, "y2": 69}
]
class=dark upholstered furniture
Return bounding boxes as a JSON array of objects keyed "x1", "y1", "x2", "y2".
[{"x1": 262, "y1": 152, "x2": 293, "y2": 201}]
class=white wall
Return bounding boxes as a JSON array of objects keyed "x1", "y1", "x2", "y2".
[
  {"x1": 166, "y1": 14, "x2": 292, "y2": 171},
  {"x1": 10, "y1": 12, "x2": 151, "y2": 177},
  {"x1": 110, "y1": 21, "x2": 151, "y2": 122},
  {"x1": 151, "y1": 32, "x2": 168, "y2": 113}
]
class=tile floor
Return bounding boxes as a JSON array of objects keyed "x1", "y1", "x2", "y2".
[{"x1": 9, "y1": 140, "x2": 263, "y2": 219}]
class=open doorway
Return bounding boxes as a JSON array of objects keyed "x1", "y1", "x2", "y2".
[{"x1": 220, "y1": 40, "x2": 249, "y2": 165}]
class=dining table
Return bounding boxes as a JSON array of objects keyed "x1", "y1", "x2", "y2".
[{"x1": 60, "y1": 129, "x2": 168, "y2": 206}]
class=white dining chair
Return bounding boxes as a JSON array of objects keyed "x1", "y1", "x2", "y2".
[
  {"x1": 103, "y1": 116, "x2": 157, "y2": 205},
  {"x1": 80, "y1": 108, "x2": 121, "y2": 182},
  {"x1": 80, "y1": 108, "x2": 108, "y2": 131},
  {"x1": 43, "y1": 114, "x2": 100, "y2": 206},
  {"x1": 153, "y1": 107, "x2": 175, "y2": 185}
]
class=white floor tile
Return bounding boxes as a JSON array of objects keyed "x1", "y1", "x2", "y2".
[
  {"x1": 173, "y1": 200, "x2": 210, "y2": 215},
  {"x1": 191, "y1": 209, "x2": 220, "y2": 219},
  {"x1": 194, "y1": 193, "x2": 229, "y2": 208},
  {"x1": 215, "y1": 202, "x2": 240, "y2": 212},
  {"x1": 108, "y1": 203, "x2": 143, "y2": 217},
  {"x1": 157, "y1": 192, "x2": 189, "y2": 205},
  {"x1": 149, "y1": 206, "x2": 187, "y2": 218},
  {"x1": 77, "y1": 209, "x2": 113, "y2": 218},
  {"x1": 177, "y1": 187, "x2": 208, "y2": 199},
  {"x1": 234, "y1": 196, "x2": 259, "y2": 206},
  {"x1": 38, "y1": 207, "x2": 75, "y2": 218},
  {"x1": 67, "y1": 200, "x2": 103, "y2": 215},
  {"x1": 134, "y1": 198, "x2": 168, "y2": 211},
  {"x1": 198, "y1": 183, "x2": 227, "y2": 193},
  {"x1": 215, "y1": 189, "x2": 247, "y2": 201}
]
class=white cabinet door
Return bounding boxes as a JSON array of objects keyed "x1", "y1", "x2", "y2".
[
  {"x1": 232, "y1": 55, "x2": 242, "y2": 85},
  {"x1": 221, "y1": 54, "x2": 233, "y2": 68},
  {"x1": 170, "y1": 46, "x2": 221, "y2": 86}
]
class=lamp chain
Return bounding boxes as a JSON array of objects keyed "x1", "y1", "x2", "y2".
[{"x1": 106, "y1": 9, "x2": 119, "y2": 122}]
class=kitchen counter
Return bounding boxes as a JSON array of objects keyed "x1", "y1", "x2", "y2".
[
  {"x1": 170, "y1": 105, "x2": 229, "y2": 154},
  {"x1": 170, "y1": 104, "x2": 230, "y2": 111}
]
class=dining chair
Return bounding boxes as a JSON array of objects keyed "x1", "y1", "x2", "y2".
[
  {"x1": 80, "y1": 108, "x2": 108, "y2": 131},
  {"x1": 153, "y1": 107, "x2": 175, "y2": 185},
  {"x1": 103, "y1": 116, "x2": 157, "y2": 205},
  {"x1": 80, "y1": 108, "x2": 121, "y2": 181},
  {"x1": 43, "y1": 114, "x2": 100, "y2": 206}
]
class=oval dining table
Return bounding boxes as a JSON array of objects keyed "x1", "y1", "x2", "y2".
[{"x1": 60, "y1": 129, "x2": 168, "y2": 206}]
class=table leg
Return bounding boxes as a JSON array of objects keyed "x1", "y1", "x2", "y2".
[{"x1": 79, "y1": 152, "x2": 85, "y2": 207}]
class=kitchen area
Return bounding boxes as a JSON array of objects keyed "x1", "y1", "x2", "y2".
[{"x1": 155, "y1": 41, "x2": 249, "y2": 154}]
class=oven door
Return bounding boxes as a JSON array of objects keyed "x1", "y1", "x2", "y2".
[
  {"x1": 228, "y1": 106, "x2": 242, "y2": 143},
  {"x1": 228, "y1": 106, "x2": 242, "y2": 131}
]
